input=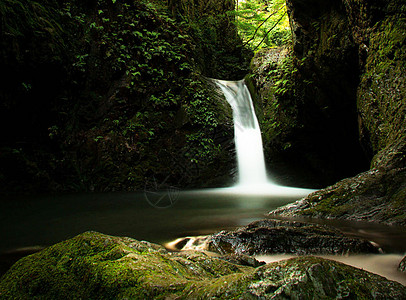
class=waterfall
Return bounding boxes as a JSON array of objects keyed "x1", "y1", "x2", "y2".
[
  {"x1": 209, "y1": 78, "x2": 315, "y2": 197},
  {"x1": 215, "y1": 79, "x2": 268, "y2": 186}
]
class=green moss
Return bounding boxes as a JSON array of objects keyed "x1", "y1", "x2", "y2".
[
  {"x1": 358, "y1": 16, "x2": 406, "y2": 157},
  {"x1": 1, "y1": 233, "x2": 405, "y2": 298},
  {"x1": 168, "y1": 0, "x2": 251, "y2": 79},
  {"x1": 250, "y1": 48, "x2": 300, "y2": 155},
  {"x1": 0, "y1": 232, "x2": 248, "y2": 299},
  {"x1": 0, "y1": 0, "x2": 239, "y2": 194}
]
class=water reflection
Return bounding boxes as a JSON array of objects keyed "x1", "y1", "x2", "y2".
[
  {"x1": 1, "y1": 190, "x2": 405, "y2": 283},
  {"x1": 0, "y1": 190, "x2": 301, "y2": 254}
]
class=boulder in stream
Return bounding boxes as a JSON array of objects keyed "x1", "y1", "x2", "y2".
[
  {"x1": 0, "y1": 231, "x2": 405, "y2": 299},
  {"x1": 205, "y1": 219, "x2": 380, "y2": 255}
]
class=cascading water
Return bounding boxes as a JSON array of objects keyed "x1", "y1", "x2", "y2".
[
  {"x1": 215, "y1": 79, "x2": 268, "y2": 186},
  {"x1": 212, "y1": 78, "x2": 315, "y2": 197}
]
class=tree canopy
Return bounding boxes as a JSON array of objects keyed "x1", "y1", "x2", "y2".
[{"x1": 234, "y1": 0, "x2": 291, "y2": 50}]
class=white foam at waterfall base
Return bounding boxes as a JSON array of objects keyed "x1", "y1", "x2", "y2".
[{"x1": 214, "y1": 79, "x2": 315, "y2": 198}]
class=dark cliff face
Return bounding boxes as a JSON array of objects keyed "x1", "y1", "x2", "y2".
[
  {"x1": 0, "y1": 0, "x2": 246, "y2": 194},
  {"x1": 265, "y1": 0, "x2": 406, "y2": 224},
  {"x1": 286, "y1": 0, "x2": 406, "y2": 171},
  {"x1": 251, "y1": 0, "x2": 369, "y2": 188},
  {"x1": 288, "y1": 0, "x2": 369, "y2": 186},
  {"x1": 168, "y1": 0, "x2": 251, "y2": 79}
]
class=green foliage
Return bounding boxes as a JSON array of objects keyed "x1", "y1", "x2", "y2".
[
  {"x1": 254, "y1": 50, "x2": 302, "y2": 154},
  {"x1": 233, "y1": 0, "x2": 291, "y2": 50},
  {"x1": 358, "y1": 16, "x2": 406, "y2": 155},
  {"x1": 167, "y1": 0, "x2": 251, "y2": 78},
  {"x1": 0, "y1": 0, "x2": 63, "y2": 39},
  {"x1": 185, "y1": 131, "x2": 222, "y2": 164},
  {"x1": 0, "y1": 0, "x2": 236, "y2": 193},
  {"x1": 271, "y1": 55, "x2": 298, "y2": 96}
]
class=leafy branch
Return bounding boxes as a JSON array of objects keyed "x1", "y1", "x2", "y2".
[
  {"x1": 253, "y1": 11, "x2": 287, "y2": 51},
  {"x1": 242, "y1": 6, "x2": 284, "y2": 48},
  {"x1": 233, "y1": 0, "x2": 291, "y2": 50}
]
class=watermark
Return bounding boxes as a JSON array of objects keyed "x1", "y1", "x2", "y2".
[
  {"x1": 144, "y1": 175, "x2": 180, "y2": 209},
  {"x1": 143, "y1": 141, "x2": 198, "y2": 209},
  {"x1": 143, "y1": 127, "x2": 233, "y2": 209},
  {"x1": 143, "y1": 81, "x2": 241, "y2": 208}
]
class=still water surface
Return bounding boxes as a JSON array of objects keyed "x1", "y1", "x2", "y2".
[
  {"x1": 0, "y1": 189, "x2": 312, "y2": 253},
  {"x1": 1, "y1": 190, "x2": 405, "y2": 284}
]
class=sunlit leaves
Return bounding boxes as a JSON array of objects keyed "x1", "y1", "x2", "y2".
[{"x1": 234, "y1": 0, "x2": 291, "y2": 50}]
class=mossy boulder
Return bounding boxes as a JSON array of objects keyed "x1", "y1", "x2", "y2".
[
  {"x1": 1, "y1": 232, "x2": 405, "y2": 299},
  {"x1": 192, "y1": 256, "x2": 406, "y2": 299},
  {"x1": 0, "y1": 232, "x2": 248, "y2": 299}
]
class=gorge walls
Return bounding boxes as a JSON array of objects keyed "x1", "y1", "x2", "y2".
[
  {"x1": 262, "y1": 0, "x2": 406, "y2": 224},
  {"x1": 0, "y1": 0, "x2": 248, "y2": 194}
]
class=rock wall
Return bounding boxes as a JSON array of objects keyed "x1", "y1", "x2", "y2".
[
  {"x1": 287, "y1": 0, "x2": 406, "y2": 176},
  {"x1": 168, "y1": 0, "x2": 251, "y2": 79},
  {"x1": 0, "y1": 0, "x2": 242, "y2": 194},
  {"x1": 251, "y1": 0, "x2": 370, "y2": 188},
  {"x1": 266, "y1": 0, "x2": 406, "y2": 224}
]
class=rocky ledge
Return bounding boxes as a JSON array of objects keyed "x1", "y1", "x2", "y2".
[
  {"x1": 1, "y1": 231, "x2": 405, "y2": 299},
  {"x1": 270, "y1": 168, "x2": 406, "y2": 226},
  {"x1": 172, "y1": 219, "x2": 380, "y2": 256}
]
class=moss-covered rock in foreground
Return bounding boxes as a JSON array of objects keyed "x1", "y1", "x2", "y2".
[
  {"x1": 1, "y1": 232, "x2": 405, "y2": 299},
  {"x1": 0, "y1": 231, "x2": 248, "y2": 299}
]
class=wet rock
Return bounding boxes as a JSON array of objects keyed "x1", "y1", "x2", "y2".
[
  {"x1": 206, "y1": 219, "x2": 380, "y2": 256},
  {"x1": 270, "y1": 167, "x2": 406, "y2": 226},
  {"x1": 399, "y1": 256, "x2": 406, "y2": 273},
  {"x1": 230, "y1": 256, "x2": 406, "y2": 300},
  {"x1": 1, "y1": 232, "x2": 405, "y2": 299},
  {"x1": 216, "y1": 253, "x2": 266, "y2": 268},
  {"x1": 166, "y1": 236, "x2": 265, "y2": 267}
]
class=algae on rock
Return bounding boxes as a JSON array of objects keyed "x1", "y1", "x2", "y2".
[{"x1": 1, "y1": 232, "x2": 405, "y2": 299}]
